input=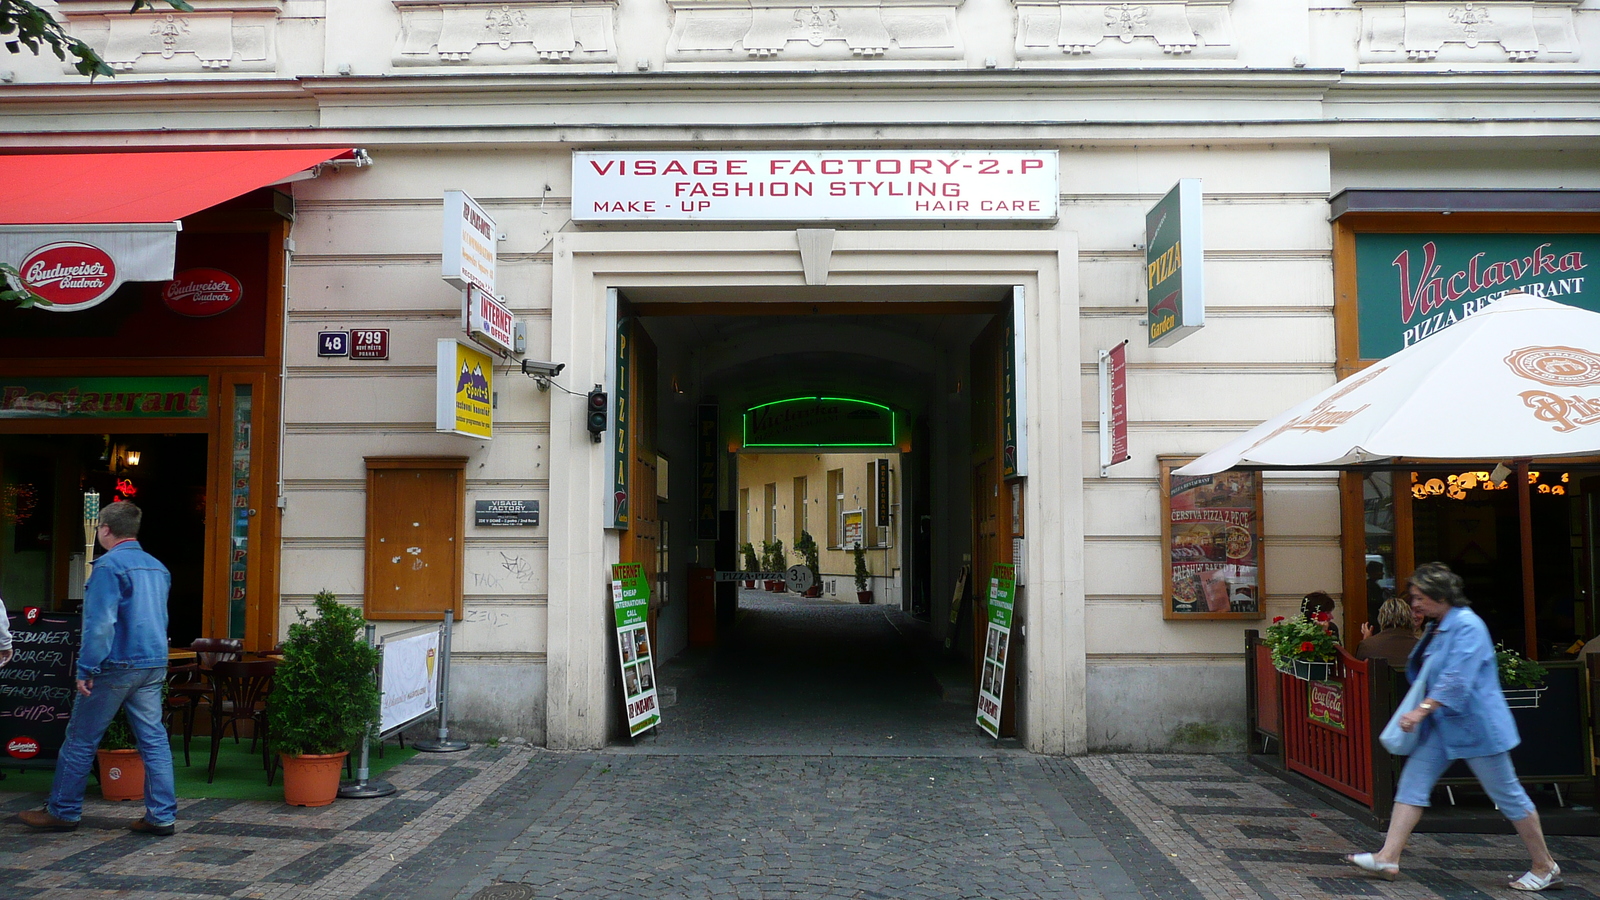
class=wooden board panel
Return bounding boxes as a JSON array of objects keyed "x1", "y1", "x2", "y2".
[{"x1": 364, "y1": 457, "x2": 466, "y2": 621}]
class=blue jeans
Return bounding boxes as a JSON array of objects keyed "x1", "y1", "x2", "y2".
[
  {"x1": 1395, "y1": 729, "x2": 1534, "y2": 821},
  {"x1": 48, "y1": 667, "x2": 177, "y2": 826}
]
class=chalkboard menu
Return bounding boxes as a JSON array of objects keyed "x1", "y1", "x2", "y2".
[{"x1": 0, "y1": 610, "x2": 81, "y2": 770}]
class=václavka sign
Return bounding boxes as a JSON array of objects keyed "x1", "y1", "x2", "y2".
[
  {"x1": 1356, "y1": 233, "x2": 1600, "y2": 359},
  {"x1": 572, "y1": 151, "x2": 1059, "y2": 221},
  {"x1": 441, "y1": 191, "x2": 497, "y2": 294}
]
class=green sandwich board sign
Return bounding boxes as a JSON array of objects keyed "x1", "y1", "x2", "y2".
[
  {"x1": 976, "y1": 562, "x2": 1017, "y2": 739},
  {"x1": 611, "y1": 562, "x2": 660, "y2": 736}
]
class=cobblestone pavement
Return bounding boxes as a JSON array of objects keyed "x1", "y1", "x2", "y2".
[{"x1": 2, "y1": 595, "x2": 1595, "y2": 899}]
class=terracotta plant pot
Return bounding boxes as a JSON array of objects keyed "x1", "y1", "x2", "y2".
[
  {"x1": 804, "y1": 586, "x2": 821, "y2": 598},
  {"x1": 743, "y1": 580, "x2": 755, "y2": 589},
  {"x1": 97, "y1": 749, "x2": 144, "y2": 802},
  {"x1": 857, "y1": 590, "x2": 873, "y2": 605},
  {"x1": 280, "y1": 751, "x2": 349, "y2": 807}
]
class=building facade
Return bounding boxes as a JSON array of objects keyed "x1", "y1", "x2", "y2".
[{"x1": 3, "y1": 0, "x2": 1598, "y2": 754}]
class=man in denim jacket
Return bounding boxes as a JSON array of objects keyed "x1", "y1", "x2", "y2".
[{"x1": 19, "y1": 501, "x2": 177, "y2": 836}]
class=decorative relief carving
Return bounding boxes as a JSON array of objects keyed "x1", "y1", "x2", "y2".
[
  {"x1": 1014, "y1": 0, "x2": 1235, "y2": 61},
  {"x1": 1357, "y1": 1, "x2": 1579, "y2": 64},
  {"x1": 57, "y1": 1, "x2": 279, "y2": 73},
  {"x1": 394, "y1": 0, "x2": 617, "y2": 66},
  {"x1": 666, "y1": 0, "x2": 962, "y2": 63}
]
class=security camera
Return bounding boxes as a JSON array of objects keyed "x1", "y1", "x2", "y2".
[{"x1": 521, "y1": 360, "x2": 565, "y2": 378}]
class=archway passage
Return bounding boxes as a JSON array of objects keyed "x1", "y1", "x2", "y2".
[{"x1": 619, "y1": 294, "x2": 1017, "y2": 747}]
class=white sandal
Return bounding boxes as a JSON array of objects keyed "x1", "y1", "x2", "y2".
[
  {"x1": 1509, "y1": 864, "x2": 1563, "y2": 892},
  {"x1": 1344, "y1": 852, "x2": 1399, "y2": 881}
]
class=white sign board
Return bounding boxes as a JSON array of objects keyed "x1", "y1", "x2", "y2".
[
  {"x1": 441, "y1": 191, "x2": 496, "y2": 294},
  {"x1": 465, "y1": 286, "x2": 515, "y2": 355},
  {"x1": 379, "y1": 628, "x2": 440, "y2": 734},
  {"x1": 573, "y1": 151, "x2": 1059, "y2": 222}
]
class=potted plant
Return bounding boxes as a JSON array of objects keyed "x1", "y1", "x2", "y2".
[
  {"x1": 768, "y1": 539, "x2": 787, "y2": 591},
  {"x1": 1264, "y1": 613, "x2": 1339, "y2": 681},
  {"x1": 740, "y1": 543, "x2": 760, "y2": 588},
  {"x1": 269, "y1": 590, "x2": 380, "y2": 807},
  {"x1": 1496, "y1": 643, "x2": 1549, "y2": 708},
  {"x1": 97, "y1": 709, "x2": 144, "y2": 802},
  {"x1": 795, "y1": 530, "x2": 822, "y2": 597},
  {"x1": 852, "y1": 541, "x2": 872, "y2": 604}
]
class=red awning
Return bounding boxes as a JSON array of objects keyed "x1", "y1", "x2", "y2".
[{"x1": 0, "y1": 148, "x2": 357, "y2": 225}]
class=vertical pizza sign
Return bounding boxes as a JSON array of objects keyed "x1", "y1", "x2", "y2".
[
  {"x1": 1162, "y1": 461, "x2": 1264, "y2": 620},
  {"x1": 611, "y1": 563, "x2": 660, "y2": 737},
  {"x1": 976, "y1": 562, "x2": 1016, "y2": 739}
]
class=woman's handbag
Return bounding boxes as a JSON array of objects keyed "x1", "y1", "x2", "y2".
[{"x1": 1379, "y1": 653, "x2": 1443, "y2": 756}]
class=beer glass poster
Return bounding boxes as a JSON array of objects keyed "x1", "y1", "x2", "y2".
[{"x1": 1161, "y1": 459, "x2": 1264, "y2": 620}]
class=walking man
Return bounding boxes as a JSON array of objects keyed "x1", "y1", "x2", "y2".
[{"x1": 18, "y1": 501, "x2": 178, "y2": 836}]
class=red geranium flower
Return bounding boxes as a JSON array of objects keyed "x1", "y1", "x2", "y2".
[
  {"x1": 1273, "y1": 616, "x2": 1285, "y2": 623},
  {"x1": 1299, "y1": 641, "x2": 1315, "y2": 652},
  {"x1": 1315, "y1": 612, "x2": 1331, "y2": 622}
]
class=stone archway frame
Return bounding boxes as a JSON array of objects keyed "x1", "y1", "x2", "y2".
[{"x1": 546, "y1": 228, "x2": 1086, "y2": 754}]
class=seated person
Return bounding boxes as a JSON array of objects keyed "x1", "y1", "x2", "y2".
[
  {"x1": 1356, "y1": 596, "x2": 1418, "y2": 670},
  {"x1": 1301, "y1": 591, "x2": 1341, "y2": 642}
]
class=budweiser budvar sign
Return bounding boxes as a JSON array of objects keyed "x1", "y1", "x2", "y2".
[
  {"x1": 21, "y1": 242, "x2": 118, "y2": 312},
  {"x1": 161, "y1": 268, "x2": 243, "y2": 317},
  {"x1": 1355, "y1": 233, "x2": 1599, "y2": 359}
]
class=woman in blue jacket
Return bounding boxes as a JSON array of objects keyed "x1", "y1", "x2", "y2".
[{"x1": 1345, "y1": 562, "x2": 1560, "y2": 890}]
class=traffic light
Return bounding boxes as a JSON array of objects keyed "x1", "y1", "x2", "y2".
[{"x1": 586, "y1": 387, "x2": 607, "y2": 442}]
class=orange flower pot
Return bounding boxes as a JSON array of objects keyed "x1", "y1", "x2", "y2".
[
  {"x1": 279, "y1": 751, "x2": 348, "y2": 807},
  {"x1": 97, "y1": 749, "x2": 145, "y2": 802}
]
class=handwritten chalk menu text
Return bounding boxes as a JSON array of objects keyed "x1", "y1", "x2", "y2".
[{"x1": 1, "y1": 611, "x2": 80, "y2": 769}]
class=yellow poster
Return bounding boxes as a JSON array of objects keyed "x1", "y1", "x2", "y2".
[{"x1": 436, "y1": 339, "x2": 493, "y2": 438}]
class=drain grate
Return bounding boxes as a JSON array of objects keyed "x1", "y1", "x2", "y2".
[{"x1": 472, "y1": 884, "x2": 538, "y2": 900}]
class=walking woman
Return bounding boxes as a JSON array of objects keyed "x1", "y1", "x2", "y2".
[{"x1": 1345, "y1": 562, "x2": 1560, "y2": 890}]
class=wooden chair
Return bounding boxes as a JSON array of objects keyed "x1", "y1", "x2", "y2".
[
  {"x1": 205, "y1": 658, "x2": 277, "y2": 783},
  {"x1": 166, "y1": 638, "x2": 244, "y2": 766}
]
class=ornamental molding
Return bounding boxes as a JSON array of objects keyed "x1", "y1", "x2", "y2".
[
  {"x1": 393, "y1": 0, "x2": 618, "y2": 67},
  {"x1": 1355, "y1": 1, "x2": 1580, "y2": 64},
  {"x1": 57, "y1": 0, "x2": 282, "y2": 73},
  {"x1": 666, "y1": 0, "x2": 963, "y2": 63},
  {"x1": 1014, "y1": 0, "x2": 1236, "y2": 61}
]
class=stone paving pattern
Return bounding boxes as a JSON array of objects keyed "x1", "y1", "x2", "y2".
[{"x1": 1, "y1": 593, "x2": 1594, "y2": 899}]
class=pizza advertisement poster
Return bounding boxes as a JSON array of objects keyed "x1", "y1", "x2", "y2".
[
  {"x1": 611, "y1": 563, "x2": 661, "y2": 737},
  {"x1": 1161, "y1": 458, "x2": 1265, "y2": 620}
]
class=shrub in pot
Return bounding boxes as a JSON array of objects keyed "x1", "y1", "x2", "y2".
[
  {"x1": 97, "y1": 708, "x2": 144, "y2": 802},
  {"x1": 795, "y1": 531, "x2": 821, "y2": 597},
  {"x1": 269, "y1": 591, "x2": 380, "y2": 807},
  {"x1": 766, "y1": 539, "x2": 787, "y2": 591},
  {"x1": 852, "y1": 542, "x2": 872, "y2": 604},
  {"x1": 740, "y1": 543, "x2": 760, "y2": 588}
]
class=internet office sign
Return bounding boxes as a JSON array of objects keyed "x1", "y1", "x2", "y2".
[
  {"x1": 573, "y1": 151, "x2": 1059, "y2": 222},
  {"x1": 1146, "y1": 179, "x2": 1205, "y2": 347},
  {"x1": 1355, "y1": 233, "x2": 1598, "y2": 360}
]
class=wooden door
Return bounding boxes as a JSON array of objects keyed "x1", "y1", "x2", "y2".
[
  {"x1": 619, "y1": 320, "x2": 661, "y2": 645},
  {"x1": 970, "y1": 312, "x2": 1017, "y2": 736}
]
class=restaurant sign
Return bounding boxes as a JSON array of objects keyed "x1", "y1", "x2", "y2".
[
  {"x1": 0, "y1": 376, "x2": 208, "y2": 419},
  {"x1": 572, "y1": 151, "x2": 1059, "y2": 222},
  {"x1": 743, "y1": 397, "x2": 895, "y2": 447},
  {"x1": 1356, "y1": 233, "x2": 1599, "y2": 360},
  {"x1": 1146, "y1": 179, "x2": 1205, "y2": 347},
  {"x1": 435, "y1": 338, "x2": 493, "y2": 439},
  {"x1": 1, "y1": 226, "x2": 177, "y2": 314}
]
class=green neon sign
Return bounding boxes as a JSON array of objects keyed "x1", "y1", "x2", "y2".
[{"x1": 743, "y1": 397, "x2": 896, "y2": 447}]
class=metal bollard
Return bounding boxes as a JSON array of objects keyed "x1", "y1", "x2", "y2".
[
  {"x1": 413, "y1": 609, "x2": 470, "y2": 753},
  {"x1": 339, "y1": 623, "x2": 396, "y2": 798}
]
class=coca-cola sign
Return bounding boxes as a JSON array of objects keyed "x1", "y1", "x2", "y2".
[
  {"x1": 6, "y1": 737, "x2": 40, "y2": 759},
  {"x1": 21, "y1": 241, "x2": 119, "y2": 312},
  {"x1": 161, "y1": 268, "x2": 243, "y2": 317}
]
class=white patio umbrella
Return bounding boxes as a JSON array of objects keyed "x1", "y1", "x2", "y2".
[{"x1": 1176, "y1": 293, "x2": 1600, "y2": 475}]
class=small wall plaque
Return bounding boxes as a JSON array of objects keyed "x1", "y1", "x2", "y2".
[{"x1": 474, "y1": 499, "x2": 539, "y2": 526}]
